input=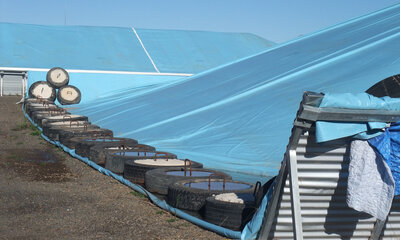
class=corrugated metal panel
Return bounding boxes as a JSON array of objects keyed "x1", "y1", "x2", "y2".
[
  {"x1": 268, "y1": 129, "x2": 400, "y2": 239},
  {"x1": 3, "y1": 74, "x2": 23, "y2": 95},
  {"x1": 0, "y1": 71, "x2": 26, "y2": 96}
]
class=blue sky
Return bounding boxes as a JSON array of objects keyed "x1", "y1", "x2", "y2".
[{"x1": 0, "y1": 0, "x2": 399, "y2": 43}]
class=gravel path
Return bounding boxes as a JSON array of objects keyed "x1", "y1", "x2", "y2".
[{"x1": 0, "y1": 96, "x2": 226, "y2": 240}]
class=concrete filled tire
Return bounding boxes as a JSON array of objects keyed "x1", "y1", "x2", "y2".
[
  {"x1": 123, "y1": 158, "x2": 203, "y2": 185},
  {"x1": 105, "y1": 151, "x2": 178, "y2": 175},
  {"x1": 24, "y1": 101, "x2": 56, "y2": 112},
  {"x1": 57, "y1": 85, "x2": 81, "y2": 105},
  {"x1": 24, "y1": 98, "x2": 53, "y2": 105},
  {"x1": 145, "y1": 167, "x2": 230, "y2": 195},
  {"x1": 75, "y1": 137, "x2": 138, "y2": 158},
  {"x1": 31, "y1": 110, "x2": 70, "y2": 125},
  {"x1": 28, "y1": 81, "x2": 56, "y2": 102},
  {"x1": 40, "y1": 115, "x2": 88, "y2": 128},
  {"x1": 27, "y1": 107, "x2": 63, "y2": 120},
  {"x1": 204, "y1": 194, "x2": 257, "y2": 230},
  {"x1": 58, "y1": 128, "x2": 113, "y2": 148},
  {"x1": 42, "y1": 124, "x2": 98, "y2": 141},
  {"x1": 89, "y1": 144, "x2": 156, "y2": 165},
  {"x1": 26, "y1": 104, "x2": 60, "y2": 117},
  {"x1": 46, "y1": 67, "x2": 69, "y2": 88},
  {"x1": 167, "y1": 179, "x2": 254, "y2": 211},
  {"x1": 42, "y1": 120, "x2": 91, "y2": 129}
]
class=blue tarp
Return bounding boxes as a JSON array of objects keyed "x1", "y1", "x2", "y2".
[
  {"x1": 64, "y1": 3, "x2": 400, "y2": 181},
  {"x1": 316, "y1": 93, "x2": 400, "y2": 142},
  {"x1": 0, "y1": 22, "x2": 273, "y2": 74},
  {"x1": 320, "y1": 93, "x2": 400, "y2": 111},
  {"x1": 369, "y1": 122, "x2": 400, "y2": 195}
]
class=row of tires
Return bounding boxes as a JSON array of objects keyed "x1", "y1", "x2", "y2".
[
  {"x1": 25, "y1": 98, "x2": 272, "y2": 230},
  {"x1": 28, "y1": 67, "x2": 81, "y2": 105}
]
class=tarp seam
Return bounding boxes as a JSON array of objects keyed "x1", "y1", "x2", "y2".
[{"x1": 131, "y1": 27, "x2": 160, "y2": 73}]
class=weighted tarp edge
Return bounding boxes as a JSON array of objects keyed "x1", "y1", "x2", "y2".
[{"x1": 21, "y1": 104, "x2": 242, "y2": 239}]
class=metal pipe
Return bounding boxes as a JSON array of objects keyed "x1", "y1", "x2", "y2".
[
  {"x1": 208, "y1": 173, "x2": 226, "y2": 191},
  {"x1": 253, "y1": 181, "x2": 262, "y2": 197},
  {"x1": 154, "y1": 152, "x2": 169, "y2": 161},
  {"x1": 0, "y1": 72, "x2": 3, "y2": 97},
  {"x1": 103, "y1": 132, "x2": 113, "y2": 141},
  {"x1": 70, "y1": 120, "x2": 80, "y2": 128},
  {"x1": 135, "y1": 144, "x2": 149, "y2": 157},
  {"x1": 23, "y1": 72, "x2": 28, "y2": 97},
  {"x1": 90, "y1": 132, "x2": 99, "y2": 140},
  {"x1": 184, "y1": 159, "x2": 192, "y2": 176},
  {"x1": 63, "y1": 115, "x2": 72, "y2": 122},
  {"x1": 21, "y1": 74, "x2": 24, "y2": 96}
]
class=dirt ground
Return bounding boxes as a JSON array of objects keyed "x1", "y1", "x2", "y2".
[{"x1": 0, "y1": 96, "x2": 225, "y2": 240}]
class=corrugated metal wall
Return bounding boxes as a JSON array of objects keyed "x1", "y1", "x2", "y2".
[
  {"x1": 268, "y1": 129, "x2": 400, "y2": 239},
  {"x1": 0, "y1": 71, "x2": 26, "y2": 96}
]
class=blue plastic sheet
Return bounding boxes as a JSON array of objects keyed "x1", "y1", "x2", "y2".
[
  {"x1": 316, "y1": 121, "x2": 386, "y2": 142},
  {"x1": 67, "y1": 3, "x2": 400, "y2": 181},
  {"x1": 316, "y1": 93, "x2": 400, "y2": 142},
  {"x1": 0, "y1": 22, "x2": 273, "y2": 74},
  {"x1": 369, "y1": 122, "x2": 400, "y2": 195},
  {"x1": 320, "y1": 93, "x2": 400, "y2": 111}
]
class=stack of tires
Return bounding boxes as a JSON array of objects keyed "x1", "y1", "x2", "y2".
[{"x1": 28, "y1": 67, "x2": 81, "y2": 105}]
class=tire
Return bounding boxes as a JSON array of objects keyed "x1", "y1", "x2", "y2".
[
  {"x1": 123, "y1": 159, "x2": 203, "y2": 185},
  {"x1": 42, "y1": 120, "x2": 91, "y2": 129},
  {"x1": 24, "y1": 98, "x2": 53, "y2": 105},
  {"x1": 58, "y1": 128, "x2": 113, "y2": 148},
  {"x1": 204, "y1": 195, "x2": 257, "y2": 230},
  {"x1": 30, "y1": 108, "x2": 69, "y2": 122},
  {"x1": 366, "y1": 74, "x2": 400, "y2": 98},
  {"x1": 46, "y1": 67, "x2": 69, "y2": 88},
  {"x1": 75, "y1": 137, "x2": 138, "y2": 158},
  {"x1": 27, "y1": 106, "x2": 62, "y2": 119},
  {"x1": 33, "y1": 111, "x2": 71, "y2": 126},
  {"x1": 167, "y1": 179, "x2": 254, "y2": 211},
  {"x1": 42, "y1": 124, "x2": 98, "y2": 141},
  {"x1": 105, "y1": 151, "x2": 178, "y2": 175},
  {"x1": 25, "y1": 103, "x2": 58, "y2": 115},
  {"x1": 40, "y1": 115, "x2": 88, "y2": 128},
  {"x1": 57, "y1": 85, "x2": 81, "y2": 105},
  {"x1": 24, "y1": 101, "x2": 56, "y2": 112},
  {"x1": 89, "y1": 144, "x2": 156, "y2": 165},
  {"x1": 28, "y1": 81, "x2": 56, "y2": 102},
  {"x1": 145, "y1": 167, "x2": 231, "y2": 195}
]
